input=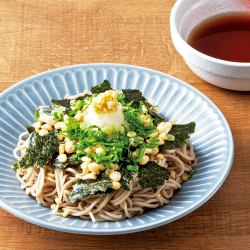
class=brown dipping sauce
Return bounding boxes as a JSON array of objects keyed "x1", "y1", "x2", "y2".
[{"x1": 188, "y1": 12, "x2": 250, "y2": 63}]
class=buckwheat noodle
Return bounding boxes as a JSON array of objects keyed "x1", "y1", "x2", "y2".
[{"x1": 14, "y1": 132, "x2": 196, "y2": 222}]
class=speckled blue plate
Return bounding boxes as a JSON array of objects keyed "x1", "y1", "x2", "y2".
[{"x1": 0, "y1": 63, "x2": 234, "y2": 235}]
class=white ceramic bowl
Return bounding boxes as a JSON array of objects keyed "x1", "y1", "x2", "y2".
[{"x1": 170, "y1": 0, "x2": 250, "y2": 91}]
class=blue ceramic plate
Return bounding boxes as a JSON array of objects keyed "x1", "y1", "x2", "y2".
[{"x1": 0, "y1": 63, "x2": 234, "y2": 234}]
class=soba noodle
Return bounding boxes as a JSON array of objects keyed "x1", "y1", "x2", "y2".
[{"x1": 14, "y1": 131, "x2": 196, "y2": 222}]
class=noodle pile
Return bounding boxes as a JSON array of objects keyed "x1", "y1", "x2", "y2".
[{"x1": 14, "y1": 131, "x2": 196, "y2": 222}]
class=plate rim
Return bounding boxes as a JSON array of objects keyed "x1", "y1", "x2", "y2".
[{"x1": 0, "y1": 63, "x2": 234, "y2": 234}]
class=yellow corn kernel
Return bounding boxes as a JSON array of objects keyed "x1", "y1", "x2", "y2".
[
  {"x1": 157, "y1": 153, "x2": 164, "y2": 160},
  {"x1": 145, "y1": 148, "x2": 152, "y2": 154},
  {"x1": 74, "y1": 112, "x2": 84, "y2": 122},
  {"x1": 46, "y1": 116, "x2": 56, "y2": 126},
  {"x1": 109, "y1": 171, "x2": 121, "y2": 182},
  {"x1": 158, "y1": 133, "x2": 167, "y2": 145},
  {"x1": 158, "y1": 139, "x2": 165, "y2": 145},
  {"x1": 144, "y1": 119, "x2": 151, "y2": 126},
  {"x1": 81, "y1": 156, "x2": 92, "y2": 163},
  {"x1": 57, "y1": 154, "x2": 67, "y2": 163},
  {"x1": 157, "y1": 122, "x2": 172, "y2": 134},
  {"x1": 50, "y1": 203, "x2": 56, "y2": 210},
  {"x1": 105, "y1": 169, "x2": 111, "y2": 175},
  {"x1": 99, "y1": 164, "x2": 106, "y2": 171},
  {"x1": 151, "y1": 147, "x2": 159, "y2": 155},
  {"x1": 63, "y1": 114, "x2": 69, "y2": 122},
  {"x1": 65, "y1": 141, "x2": 75, "y2": 154},
  {"x1": 132, "y1": 151, "x2": 138, "y2": 158},
  {"x1": 112, "y1": 181, "x2": 121, "y2": 190},
  {"x1": 41, "y1": 123, "x2": 53, "y2": 132},
  {"x1": 59, "y1": 144, "x2": 65, "y2": 154},
  {"x1": 35, "y1": 127, "x2": 40, "y2": 133},
  {"x1": 88, "y1": 162, "x2": 100, "y2": 173},
  {"x1": 63, "y1": 210, "x2": 71, "y2": 217},
  {"x1": 54, "y1": 121, "x2": 66, "y2": 130},
  {"x1": 84, "y1": 147, "x2": 92, "y2": 155},
  {"x1": 39, "y1": 112, "x2": 49, "y2": 123},
  {"x1": 61, "y1": 123, "x2": 66, "y2": 131},
  {"x1": 25, "y1": 188, "x2": 31, "y2": 195},
  {"x1": 81, "y1": 173, "x2": 97, "y2": 180},
  {"x1": 81, "y1": 162, "x2": 89, "y2": 174},
  {"x1": 39, "y1": 129, "x2": 49, "y2": 136},
  {"x1": 181, "y1": 173, "x2": 189, "y2": 181},
  {"x1": 34, "y1": 121, "x2": 41, "y2": 133},
  {"x1": 17, "y1": 169, "x2": 25, "y2": 175},
  {"x1": 142, "y1": 104, "x2": 148, "y2": 113},
  {"x1": 113, "y1": 164, "x2": 119, "y2": 171},
  {"x1": 159, "y1": 133, "x2": 167, "y2": 140},
  {"x1": 57, "y1": 134, "x2": 64, "y2": 141},
  {"x1": 140, "y1": 155, "x2": 150, "y2": 165},
  {"x1": 95, "y1": 147, "x2": 105, "y2": 155}
]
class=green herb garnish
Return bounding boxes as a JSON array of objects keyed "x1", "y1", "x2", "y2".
[
  {"x1": 123, "y1": 107, "x2": 155, "y2": 137},
  {"x1": 126, "y1": 165, "x2": 139, "y2": 172},
  {"x1": 34, "y1": 109, "x2": 40, "y2": 121},
  {"x1": 53, "y1": 111, "x2": 64, "y2": 121},
  {"x1": 66, "y1": 123, "x2": 129, "y2": 168}
]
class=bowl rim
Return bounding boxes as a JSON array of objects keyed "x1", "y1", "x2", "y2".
[
  {"x1": 170, "y1": 0, "x2": 250, "y2": 67},
  {"x1": 0, "y1": 63, "x2": 234, "y2": 235}
]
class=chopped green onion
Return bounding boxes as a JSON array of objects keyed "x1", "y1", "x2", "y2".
[
  {"x1": 139, "y1": 114, "x2": 147, "y2": 121},
  {"x1": 136, "y1": 136, "x2": 144, "y2": 144},
  {"x1": 102, "y1": 124, "x2": 115, "y2": 135},
  {"x1": 127, "y1": 131, "x2": 137, "y2": 137},
  {"x1": 127, "y1": 165, "x2": 139, "y2": 171},
  {"x1": 34, "y1": 110, "x2": 39, "y2": 121},
  {"x1": 166, "y1": 134, "x2": 175, "y2": 141},
  {"x1": 149, "y1": 131, "x2": 158, "y2": 138},
  {"x1": 129, "y1": 138, "x2": 138, "y2": 147},
  {"x1": 80, "y1": 122, "x2": 88, "y2": 130},
  {"x1": 95, "y1": 147, "x2": 106, "y2": 156},
  {"x1": 53, "y1": 111, "x2": 63, "y2": 121},
  {"x1": 71, "y1": 100, "x2": 85, "y2": 110},
  {"x1": 136, "y1": 147, "x2": 146, "y2": 162},
  {"x1": 119, "y1": 125, "x2": 126, "y2": 134},
  {"x1": 146, "y1": 136, "x2": 159, "y2": 148}
]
